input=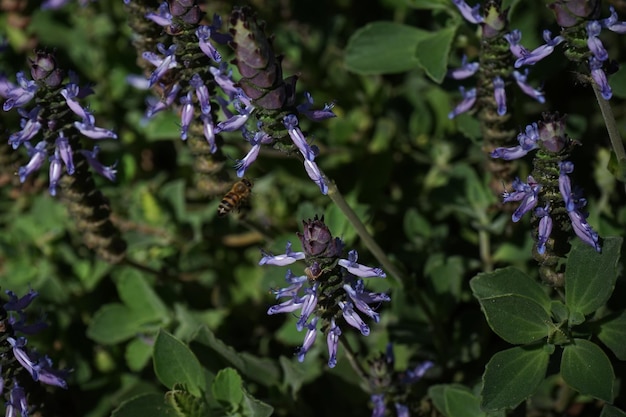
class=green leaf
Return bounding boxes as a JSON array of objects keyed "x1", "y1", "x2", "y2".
[
  {"x1": 601, "y1": 405, "x2": 626, "y2": 417},
  {"x1": 241, "y1": 389, "x2": 274, "y2": 417},
  {"x1": 126, "y1": 338, "x2": 154, "y2": 372},
  {"x1": 345, "y1": 22, "x2": 428, "y2": 74},
  {"x1": 111, "y1": 393, "x2": 176, "y2": 417},
  {"x1": 471, "y1": 267, "x2": 551, "y2": 311},
  {"x1": 561, "y1": 338, "x2": 615, "y2": 402},
  {"x1": 597, "y1": 310, "x2": 626, "y2": 360},
  {"x1": 444, "y1": 386, "x2": 485, "y2": 417},
  {"x1": 565, "y1": 237, "x2": 622, "y2": 316},
  {"x1": 481, "y1": 346, "x2": 550, "y2": 411},
  {"x1": 407, "y1": 0, "x2": 449, "y2": 11},
  {"x1": 116, "y1": 269, "x2": 168, "y2": 321},
  {"x1": 87, "y1": 304, "x2": 145, "y2": 344},
  {"x1": 415, "y1": 25, "x2": 458, "y2": 83},
  {"x1": 154, "y1": 330, "x2": 206, "y2": 397},
  {"x1": 212, "y1": 368, "x2": 243, "y2": 406}
]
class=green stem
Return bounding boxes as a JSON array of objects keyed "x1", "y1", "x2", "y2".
[
  {"x1": 478, "y1": 228, "x2": 493, "y2": 273},
  {"x1": 322, "y1": 173, "x2": 447, "y2": 353},
  {"x1": 592, "y1": 81, "x2": 626, "y2": 193}
]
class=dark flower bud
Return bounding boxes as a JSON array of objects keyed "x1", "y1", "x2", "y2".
[
  {"x1": 548, "y1": 0, "x2": 600, "y2": 27},
  {"x1": 30, "y1": 51, "x2": 63, "y2": 86},
  {"x1": 297, "y1": 215, "x2": 342, "y2": 258},
  {"x1": 537, "y1": 112, "x2": 569, "y2": 153},
  {"x1": 169, "y1": 0, "x2": 193, "y2": 16},
  {"x1": 482, "y1": 2, "x2": 507, "y2": 38}
]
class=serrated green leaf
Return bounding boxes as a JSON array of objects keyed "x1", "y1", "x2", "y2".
[
  {"x1": 212, "y1": 368, "x2": 243, "y2": 405},
  {"x1": 561, "y1": 339, "x2": 615, "y2": 402},
  {"x1": 241, "y1": 388, "x2": 274, "y2": 417},
  {"x1": 126, "y1": 338, "x2": 154, "y2": 372},
  {"x1": 111, "y1": 393, "x2": 176, "y2": 417},
  {"x1": 154, "y1": 330, "x2": 206, "y2": 397},
  {"x1": 416, "y1": 25, "x2": 458, "y2": 83},
  {"x1": 471, "y1": 267, "x2": 551, "y2": 311},
  {"x1": 481, "y1": 346, "x2": 550, "y2": 411},
  {"x1": 601, "y1": 405, "x2": 626, "y2": 417},
  {"x1": 345, "y1": 22, "x2": 428, "y2": 74},
  {"x1": 597, "y1": 310, "x2": 626, "y2": 360},
  {"x1": 565, "y1": 237, "x2": 622, "y2": 316}
]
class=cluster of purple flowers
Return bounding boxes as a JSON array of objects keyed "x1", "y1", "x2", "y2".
[
  {"x1": 134, "y1": 1, "x2": 335, "y2": 194},
  {"x1": 260, "y1": 216, "x2": 388, "y2": 368},
  {"x1": 448, "y1": 0, "x2": 545, "y2": 119},
  {"x1": 0, "y1": 52, "x2": 117, "y2": 195},
  {"x1": 1, "y1": 289, "x2": 68, "y2": 417},
  {"x1": 369, "y1": 344, "x2": 433, "y2": 417},
  {"x1": 491, "y1": 115, "x2": 601, "y2": 254}
]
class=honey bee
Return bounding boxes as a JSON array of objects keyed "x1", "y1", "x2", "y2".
[{"x1": 217, "y1": 178, "x2": 253, "y2": 217}]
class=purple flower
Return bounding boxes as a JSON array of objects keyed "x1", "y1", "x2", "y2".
[
  {"x1": 558, "y1": 161, "x2": 575, "y2": 211},
  {"x1": 146, "y1": 83, "x2": 181, "y2": 118},
  {"x1": 568, "y1": 209, "x2": 601, "y2": 252},
  {"x1": 338, "y1": 250, "x2": 385, "y2": 278},
  {"x1": 4, "y1": 289, "x2": 38, "y2": 311},
  {"x1": 49, "y1": 150, "x2": 63, "y2": 196},
  {"x1": 304, "y1": 159, "x2": 328, "y2": 195},
  {"x1": 74, "y1": 112, "x2": 118, "y2": 140},
  {"x1": 601, "y1": 6, "x2": 626, "y2": 34},
  {"x1": 297, "y1": 92, "x2": 336, "y2": 122},
  {"x1": 7, "y1": 337, "x2": 69, "y2": 389},
  {"x1": 503, "y1": 176, "x2": 541, "y2": 222},
  {"x1": 493, "y1": 76, "x2": 507, "y2": 116},
  {"x1": 179, "y1": 91, "x2": 194, "y2": 140},
  {"x1": 326, "y1": 319, "x2": 341, "y2": 368},
  {"x1": 196, "y1": 25, "x2": 222, "y2": 63},
  {"x1": 190, "y1": 73, "x2": 211, "y2": 115},
  {"x1": 201, "y1": 114, "x2": 217, "y2": 153},
  {"x1": 371, "y1": 394, "x2": 386, "y2": 417},
  {"x1": 448, "y1": 55, "x2": 480, "y2": 80},
  {"x1": 7, "y1": 380, "x2": 29, "y2": 417},
  {"x1": 18, "y1": 141, "x2": 48, "y2": 183},
  {"x1": 515, "y1": 30, "x2": 565, "y2": 68},
  {"x1": 259, "y1": 241, "x2": 306, "y2": 266},
  {"x1": 589, "y1": 56, "x2": 612, "y2": 100},
  {"x1": 296, "y1": 318, "x2": 318, "y2": 362},
  {"x1": 283, "y1": 114, "x2": 317, "y2": 161},
  {"x1": 145, "y1": 2, "x2": 172, "y2": 27},
  {"x1": 448, "y1": 87, "x2": 476, "y2": 119},
  {"x1": 504, "y1": 30, "x2": 529, "y2": 58},
  {"x1": 144, "y1": 44, "x2": 178, "y2": 87},
  {"x1": 2, "y1": 72, "x2": 38, "y2": 111},
  {"x1": 512, "y1": 70, "x2": 545, "y2": 103},
  {"x1": 60, "y1": 83, "x2": 89, "y2": 120},
  {"x1": 80, "y1": 146, "x2": 117, "y2": 181},
  {"x1": 535, "y1": 204, "x2": 552, "y2": 255},
  {"x1": 8, "y1": 107, "x2": 42, "y2": 149},
  {"x1": 55, "y1": 133, "x2": 75, "y2": 175},
  {"x1": 586, "y1": 21, "x2": 608, "y2": 62},
  {"x1": 491, "y1": 122, "x2": 539, "y2": 160},
  {"x1": 235, "y1": 131, "x2": 272, "y2": 177},
  {"x1": 452, "y1": 0, "x2": 484, "y2": 24}
]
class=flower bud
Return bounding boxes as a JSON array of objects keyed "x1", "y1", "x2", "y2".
[
  {"x1": 538, "y1": 112, "x2": 569, "y2": 153},
  {"x1": 30, "y1": 51, "x2": 63, "y2": 87},
  {"x1": 297, "y1": 215, "x2": 342, "y2": 258}
]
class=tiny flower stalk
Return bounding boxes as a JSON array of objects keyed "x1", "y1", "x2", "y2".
[
  {"x1": 492, "y1": 113, "x2": 601, "y2": 286},
  {"x1": 0, "y1": 51, "x2": 126, "y2": 263},
  {"x1": 127, "y1": 0, "x2": 234, "y2": 198},
  {"x1": 368, "y1": 344, "x2": 433, "y2": 417},
  {"x1": 450, "y1": 0, "x2": 535, "y2": 199},
  {"x1": 261, "y1": 216, "x2": 389, "y2": 368}
]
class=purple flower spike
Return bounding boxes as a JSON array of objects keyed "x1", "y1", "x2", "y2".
[
  {"x1": 452, "y1": 0, "x2": 484, "y2": 24},
  {"x1": 493, "y1": 76, "x2": 507, "y2": 116},
  {"x1": 326, "y1": 319, "x2": 341, "y2": 368},
  {"x1": 448, "y1": 87, "x2": 476, "y2": 119},
  {"x1": 515, "y1": 30, "x2": 565, "y2": 68},
  {"x1": 504, "y1": 30, "x2": 529, "y2": 58},
  {"x1": 535, "y1": 204, "x2": 552, "y2": 255},
  {"x1": 448, "y1": 55, "x2": 480, "y2": 80},
  {"x1": 586, "y1": 21, "x2": 609, "y2": 62},
  {"x1": 296, "y1": 318, "x2": 318, "y2": 362},
  {"x1": 601, "y1": 6, "x2": 626, "y2": 34},
  {"x1": 589, "y1": 57, "x2": 612, "y2": 100},
  {"x1": 296, "y1": 284, "x2": 319, "y2": 331},
  {"x1": 7, "y1": 337, "x2": 68, "y2": 389},
  {"x1": 60, "y1": 84, "x2": 90, "y2": 120},
  {"x1": 512, "y1": 70, "x2": 545, "y2": 103},
  {"x1": 74, "y1": 114, "x2": 118, "y2": 140}
]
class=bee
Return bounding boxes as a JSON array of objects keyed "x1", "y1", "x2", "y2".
[{"x1": 217, "y1": 178, "x2": 253, "y2": 217}]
